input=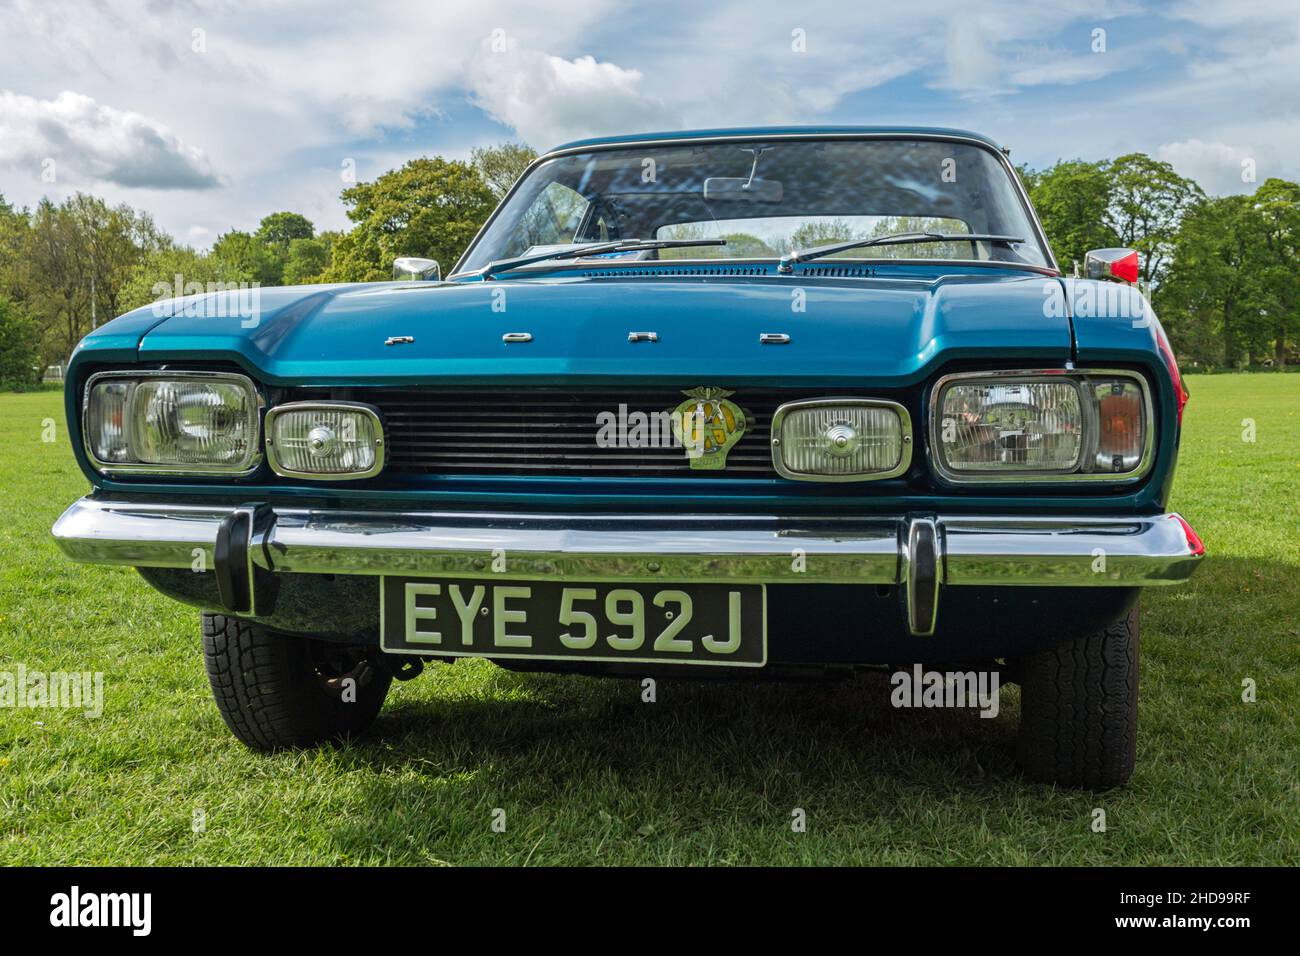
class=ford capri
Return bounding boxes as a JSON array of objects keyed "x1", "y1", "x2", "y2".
[{"x1": 51, "y1": 127, "x2": 1203, "y2": 789}]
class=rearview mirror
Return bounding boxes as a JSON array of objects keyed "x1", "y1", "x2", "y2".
[
  {"x1": 703, "y1": 177, "x2": 784, "y2": 202},
  {"x1": 393, "y1": 257, "x2": 441, "y2": 281}
]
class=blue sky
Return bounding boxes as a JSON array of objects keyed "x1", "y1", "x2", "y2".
[{"x1": 1, "y1": 0, "x2": 1295, "y2": 246}]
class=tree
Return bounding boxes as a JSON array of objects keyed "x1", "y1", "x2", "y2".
[
  {"x1": 471, "y1": 142, "x2": 538, "y2": 201},
  {"x1": 211, "y1": 230, "x2": 284, "y2": 285},
  {"x1": 17, "y1": 194, "x2": 162, "y2": 365},
  {"x1": 66, "y1": 193, "x2": 165, "y2": 322},
  {"x1": 788, "y1": 218, "x2": 855, "y2": 250},
  {"x1": 324, "y1": 157, "x2": 496, "y2": 281},
  {"x1": 0, "y1": 195, "x2": 30, "y2": 305},
  {"x1": 118, "y1": 243, "x2": 225, "y2": 314},
  {"x1": 24, "y1": 198, "x2": 89, "y2": 364},
  {"x1": 656, "y1": 228, "x2": 776, "y2": 259},
  {"x1": 1248, "y1": 178, "x2": 1300, "y2": 366},
  {"x1": 1020, "y1": 160, "x2": 1121, "y2": 273},
  {"x1": 0, "y1": 296, "x2": 40, "y2": 391},
  {"x1": 282, "y1": 236, "x2": 332, "y2": 284},
  {"x1": 1157, "y1": 195, "x2": 1264, "y2": 368},
  {"x1": 1106, "y1": 153, "x2": 1204, "y2": 288},
  {"x1": 256, "y1": 211, "x2": 315, "y2": 250}
]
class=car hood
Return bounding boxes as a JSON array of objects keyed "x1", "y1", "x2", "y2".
[{"x1": 123, "y1": 272, "x2": 1070, "y2": 386}]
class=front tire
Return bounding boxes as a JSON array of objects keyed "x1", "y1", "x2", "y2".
[
  {"x1": 201, "y1": 612, "x2": 392, "y2": 751},
  {"x1": 1016, "y1": 604, "x2": 1139, "y2": 790}
]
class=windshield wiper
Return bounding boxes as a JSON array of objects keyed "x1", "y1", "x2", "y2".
[
  {"x1": 777, "y1": 232, "x2": 1025, "y2": 273},
  {"x1": 478, "y1": 238, "x2": 727, "y2": 279}
]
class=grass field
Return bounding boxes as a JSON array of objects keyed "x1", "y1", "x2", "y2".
[{"x1": 1, "y1": 375, "x2": 1296, "y2": 865}]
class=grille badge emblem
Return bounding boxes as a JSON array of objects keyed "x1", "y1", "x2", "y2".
[{"x1": 669, "y1": 387, "x2": 748, "y2": 470}]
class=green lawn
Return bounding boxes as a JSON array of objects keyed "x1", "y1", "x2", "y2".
[{"x1": 1, "y1": 375, "x2": 1296, "y2": 865}]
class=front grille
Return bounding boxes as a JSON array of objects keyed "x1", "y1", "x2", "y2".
[
  {"x1": 377, "y1": 387, "x2": 775, "y2": 476},
  {"x1": 285, "y1": 387, "x2": 903, "y2": 478},
  {"x1": 283, "y1": 386, "x2": 913, "y2": 478}
]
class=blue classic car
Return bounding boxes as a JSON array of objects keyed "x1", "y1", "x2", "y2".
[{"x1": 52, "y1": 127, "x2": 1203, "y2": 789}]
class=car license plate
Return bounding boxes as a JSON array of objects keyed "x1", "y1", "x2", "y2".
[{"x1": 380, "y1": 577, "x2": 766, "y2": 667}]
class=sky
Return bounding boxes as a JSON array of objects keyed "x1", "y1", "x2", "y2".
[{"x1": 0, "y1": 0, "x2": 1296, "y2": 248}]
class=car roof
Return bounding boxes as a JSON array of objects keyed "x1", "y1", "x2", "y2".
[{"x1": 548, "y1": 126, "x2": 1007, "y2": 154}]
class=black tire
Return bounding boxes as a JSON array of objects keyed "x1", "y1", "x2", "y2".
[
  {"x1": 1016, "y1": 604, "x2": 1139, "y2": 790},
  {"x1": 201, "y1": 612, "x2": 392, "y2": 751}
]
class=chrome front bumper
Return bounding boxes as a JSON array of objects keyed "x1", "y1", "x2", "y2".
[{"x1": 51, "y1": 497, "x2": 1203, "y2": 637}]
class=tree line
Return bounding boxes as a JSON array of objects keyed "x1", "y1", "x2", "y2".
[
  {"x1": 0, "y1": 143, "x2": 535, "y2": 389},
  {"x1": 0, "y1": 141, "x2": 1295, "y2": 389},
  {"x1": 1020, "y1": 154, "x2": 1299, "y2": 371}
]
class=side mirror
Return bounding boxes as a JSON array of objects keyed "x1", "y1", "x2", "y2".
[
  {"x1": 1084, "y1": 248, "x2": 1139, "y2": 283},
  {"x1": 393, "y1": 257, "x2": 440, "y2": 281}
]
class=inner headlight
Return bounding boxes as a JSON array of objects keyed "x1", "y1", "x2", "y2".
[
  {"x1": 771, "y1": 399, "x2": 912, "y2": 481},
  {"x1": 83, "y1": 372, "x2": 261, "y2": 475},
  {"x1": 931, "y1": 370, "x2": 1151, "y2": 482},
  {"x1": 265, "y1": 402, "x2": 385, "y2": 479}
]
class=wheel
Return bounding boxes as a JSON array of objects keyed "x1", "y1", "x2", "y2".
[
  {"x1": 201, "y1": 612, "x2": 392, "y2": 751},
  {"x1": 1016, "y1": 603, "x2": 1139, "y2": 790}
]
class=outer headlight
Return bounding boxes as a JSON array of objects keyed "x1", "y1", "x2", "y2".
[
  {"x1": 771, "y1": 399, "x2": 912, "y2": 481},
  {"x1": 83, "y1": 371, "x2": 262, "y2": 475},
  {"x1": 265, "y1": 402, "x2": 385, "y2": 480},
  {"x1": 930, "y1": 369, "x2": 1152, "y2": 483}
]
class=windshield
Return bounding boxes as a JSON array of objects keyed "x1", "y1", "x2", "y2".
[{"x1": 456, "y1": 138, "x2": 1050, "y2": 274}]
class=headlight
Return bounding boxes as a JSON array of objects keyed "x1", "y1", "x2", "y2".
[
  {"x1": 265, "y1": 402, "x2": 385, "y2": 480},
  {"x1": 771, "y1": 399, "x2": 912, "y2": 481},
  {"x1": 930, "y1": 370, "x2": 1152, "y2": 483},
  {"x1": 83, "y1": 371, "x2": 261, "y2": 475}
]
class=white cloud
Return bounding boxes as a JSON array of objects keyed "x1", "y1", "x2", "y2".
[
  {"x1": 0, "y1": 90, "x2": 219, "y2": 189},
  {"x1": 944, "y1": 21, "x2": 1008, "y2": 92},
  {"x1": 1158, "y1": 139, "x2": 1262, "y2": 196},
  {"x1": 469, "y1": 47, "x2": 679, "y2": 148},
  {"x1": 1009, "y1": 52, "x2": 1123, "y2": 87}
]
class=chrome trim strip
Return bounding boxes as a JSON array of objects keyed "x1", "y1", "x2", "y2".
[
  {"x1": 770, "y1": 398, "x2": 913, "y2": 483},
  {"x1": 82, "y1": 370, "x2": 264, "y2": 477},
  {"x1": 927, "y1": 368, "x2": 1155, "y2": 486},
  {"x1": 52, "y1": 498, "x2": 1202, "y2": 588},
  {"x1": 450, "y1": 131, "x2": 1059, "y2": 277},
  {"x1": 263, "y1": 401, "x2": 386, "y2": 481},
  {"x1": 940, "y1": 514, "x2": 1198, "y2": 585}
]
